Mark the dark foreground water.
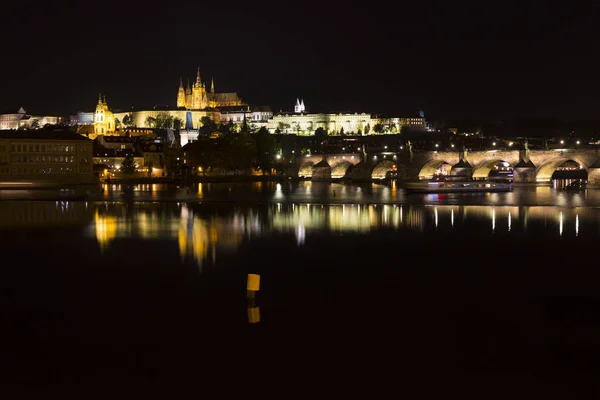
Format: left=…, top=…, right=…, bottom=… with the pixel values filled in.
left=3, top=183, right=600, bottom=397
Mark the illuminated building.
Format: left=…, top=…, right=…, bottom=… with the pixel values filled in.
left=218, top=105, right=273, bottom=127
left=267, top=100, right=425, bottom=135
left=177, top=67, right=245, bottom=110
left=94, top=95, right=115, bottom=136
left=0, top=129, right=94, bottom=183
left=0, top=107, right=62, bottom=130
left=113, top=108, right=220, bottom=130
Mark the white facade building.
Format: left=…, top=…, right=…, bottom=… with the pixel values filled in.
left=0, top=108, right=61, bottom=130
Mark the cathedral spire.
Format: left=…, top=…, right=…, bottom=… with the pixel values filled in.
left=179, top=77, right=183, bottom=88
left=211, top=78, right=215, bottom=94
left=195, top=66, right=201, bottom=87
left=98, top=93, right=102, bottom=104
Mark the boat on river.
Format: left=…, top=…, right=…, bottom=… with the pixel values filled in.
left=403, top=180, right=512, bottom=194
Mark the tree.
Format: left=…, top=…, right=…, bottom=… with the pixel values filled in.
left=400, top=125, right=410, bottom=135
left=365, top=123, right=371, bottom=135
left=277, top=122, right=286, bottom=134
left=357, top=129, right=362, bottom=136
left=200, top=116, right=216, bottom=131
left=155, top=112, right=174, bottom=129
left=339, top=127, right=345, bottom=136
left=254, top=127, right=276, bottom=174
left=173, top=117, right=182, bottom=130
left=121, top=153, right=136, bottom=174
left=123, top=113, right=134, bottom=127
left=373, top=123, right=384, bottom=134
left=30, top=119, right=40, bottom=129
left=145, top=116, right=156, bottom=128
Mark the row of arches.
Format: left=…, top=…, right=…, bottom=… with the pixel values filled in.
left=417, top=158, right=587, bottom=182
left=298, top=158, right=589, bottom=181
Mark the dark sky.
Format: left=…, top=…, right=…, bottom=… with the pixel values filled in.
left=1, top=1, right=599, bottom=120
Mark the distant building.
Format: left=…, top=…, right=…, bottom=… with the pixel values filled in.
left=96, top=135, right=135, bottom=150
left=94, top=95, right=115, bottom=136
left=267, top=101, right=425, bottom=135
left=113, top=108, right=220, bottom=130
left=218, top=105, right=273, bottom=128
left=177, top=67, right=245, bottom=110
left=0, top=129, right=94, bottom=183
left=0, top=107, right=62, bottom=130
left=294, top=98, right=306, bottom=113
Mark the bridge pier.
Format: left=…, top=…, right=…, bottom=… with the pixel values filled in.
left=587, top=166, right=600, bottom=184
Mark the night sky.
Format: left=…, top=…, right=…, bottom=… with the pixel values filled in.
left=1, top=1, right=599, bottom=120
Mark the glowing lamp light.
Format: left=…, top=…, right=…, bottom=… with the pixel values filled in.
left=492, top=142, right=496, bottom=146
left=384, top=145, right=388, bottom=149
left=577, top=140, right=581, bottom=145
left=400, top=146, right=404, bottom=149
left=451, top=144, right=455, bottom=148
left=276, top=154, right=281, bottom=159
left=435, top=144, right=439, bottom=148
left=560, top=140, right=565, bottom=144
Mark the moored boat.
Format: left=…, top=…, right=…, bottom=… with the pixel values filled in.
left=403, top=180, right=512, bottom=194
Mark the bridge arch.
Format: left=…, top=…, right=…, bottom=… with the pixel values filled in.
left=371, top=160, right=397, bottom=180
left=331, top=161, right=353, bottom=179
left=472, top=159, right=513, bottom=180
left=418, top=159, right=453, bottom=180
left=536, top=158, right=588, bottom=182
left=298, top=161, right=314, bottom=178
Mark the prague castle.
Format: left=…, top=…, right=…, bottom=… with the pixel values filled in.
left=177, top=67, right=245, bottom=110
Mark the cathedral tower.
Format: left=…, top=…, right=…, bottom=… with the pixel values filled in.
left=177, top=77, right=186, bottom=108
left=192, top=66, right=207, bottom=109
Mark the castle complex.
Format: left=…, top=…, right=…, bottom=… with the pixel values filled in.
left=176, top=67, right=244, bottom=110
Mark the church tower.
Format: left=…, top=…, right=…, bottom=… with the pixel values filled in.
left=94, top=94, right=115, bottom=135
left=177, top=77, right=186, bottom=108
left=192, top=66, right=207, bottom=109
left=211, top=78, right=215, bottom=94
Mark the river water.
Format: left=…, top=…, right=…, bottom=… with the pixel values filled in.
left=2, top=181, right=600, bottom=397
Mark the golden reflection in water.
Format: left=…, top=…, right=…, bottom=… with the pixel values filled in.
left=95, top=209, right=117, bottom=251
left=576, top=214, right=579, bottom=236
left=198, top=183, right=203, bottom=198
left=178, top=216, right=210, bottom=270
left=559, top=211, right=563, bottom=237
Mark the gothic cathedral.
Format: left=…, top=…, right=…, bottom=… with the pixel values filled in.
left=177, top=67, right=245, bottom=110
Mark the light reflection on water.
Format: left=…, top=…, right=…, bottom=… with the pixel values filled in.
left=0, top=201, right=595, bottom=272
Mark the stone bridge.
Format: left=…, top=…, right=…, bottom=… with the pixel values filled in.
left=285, top=153, right=362, bottom=180
left=287, top=147, right=600, bottom=182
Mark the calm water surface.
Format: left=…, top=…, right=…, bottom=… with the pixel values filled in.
left=3, top=182, right=600, bottom=397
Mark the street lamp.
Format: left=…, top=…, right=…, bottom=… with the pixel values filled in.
left=492, top=142, right=496, bottom=146
left=577, top=140, right=581, bottom=145
left=435, top=144, right=439, bottom=148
